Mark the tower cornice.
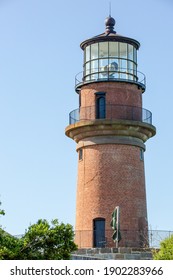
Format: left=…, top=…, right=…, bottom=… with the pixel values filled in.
left=65, top=119, right=156, bottom=143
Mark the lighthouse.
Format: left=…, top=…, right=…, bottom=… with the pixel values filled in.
left=65, top=16, right=156, bottom=248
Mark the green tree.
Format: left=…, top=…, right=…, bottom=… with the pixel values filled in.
left=153, top=235, right=173, bottom=260
left=19, top=219, right=77, bottom=260
left=0, top=229, right=20, bottom=259
left=0, top=201, right=19, bottom=259
left=0, top=218, right=77, bottom=260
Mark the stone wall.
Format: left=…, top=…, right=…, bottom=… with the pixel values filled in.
left=71, top=248, right=153, bottom=260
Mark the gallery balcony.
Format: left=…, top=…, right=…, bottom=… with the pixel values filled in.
left=69, top=104, right=152, bottom=125
left=75, top=67, right=146, bottom=93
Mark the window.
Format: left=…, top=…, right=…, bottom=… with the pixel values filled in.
left=95, top=92, right=106, bottom=119
left=79, top=148, right=83, bottom=161
left=140, top=149, right=144, bottom=161
left=79, top=92, right=81, bottom=108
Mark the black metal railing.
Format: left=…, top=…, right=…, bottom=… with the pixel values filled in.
left=74, top=229, right=173, bottom=249
left=75, top=68, right=146, bottom=92
left=69, top=104, right=152, bottom=125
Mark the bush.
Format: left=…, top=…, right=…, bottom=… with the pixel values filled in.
left=153, top=235, right=173, bottom=260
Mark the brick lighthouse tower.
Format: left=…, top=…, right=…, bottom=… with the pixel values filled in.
left=65, top=16, right=156, bottom=248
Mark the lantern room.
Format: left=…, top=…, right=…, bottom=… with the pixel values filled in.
left=75, top=16, right=145, bottom=93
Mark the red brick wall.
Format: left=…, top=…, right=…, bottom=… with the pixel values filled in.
left=75, top=143, right=148, bottom=248
left=74, top=81, right=148, bottom=248
left=80, top=82, right=142, bottom=108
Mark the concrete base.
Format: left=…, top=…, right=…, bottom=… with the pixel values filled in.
left=71, top=247, right=153, bottom=260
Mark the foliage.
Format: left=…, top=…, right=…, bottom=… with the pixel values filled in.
left=0, top=219, right=77, bottom=260
left=0, top=229, right=21, bottom=259
left=0, top=201, right=5, bottom=217
left=153, top=235, right=173, bottom=260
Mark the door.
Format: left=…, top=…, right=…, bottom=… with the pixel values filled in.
left=93, top=218, right=106, bottom=247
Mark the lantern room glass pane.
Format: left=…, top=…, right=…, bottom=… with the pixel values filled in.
left=133, top=64, right=137, bottom=80
left=133, top=48, right=137, bottom=63
left=119, top=59, right=128, bottom=79
left=91, top=60, right=98, bottom=73
left=85, top=62, right=90, bottom=75
left=85, top=45, right=90, bottom=62
left=127, top=61, right=134, bottom=80
left=109, top=42, right=119, bottom=57
left=109, top=58, right=119, bottom=66
left=99, top=58, right=109, bottom=78
left=84, top=62, right=90, bottom=81
left=120, top=59, right=127, bottom=70
left=109, top=58, right=119, bottom=78
left=91, top=43, right=98, bottom=60
left=99, top=42, right=108, bottom=58
left=91, top=73, right=98, bottom=80
left=119, top=43, right=127, bottom=59
left=128, top=44, right=133, bottom=61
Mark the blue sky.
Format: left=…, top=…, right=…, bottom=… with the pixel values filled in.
left=0, top=0, right=172, bottom=235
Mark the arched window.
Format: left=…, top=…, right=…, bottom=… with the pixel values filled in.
left=93, top=218, right=106, bottom=247
left=96, top=94, right=106, bottom=119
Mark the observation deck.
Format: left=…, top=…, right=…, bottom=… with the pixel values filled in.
left=66, top=104, right=156, bottom=144
left=69, top=104, right=151, bottom=125
left=75, top=68, right=146, bottom=93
